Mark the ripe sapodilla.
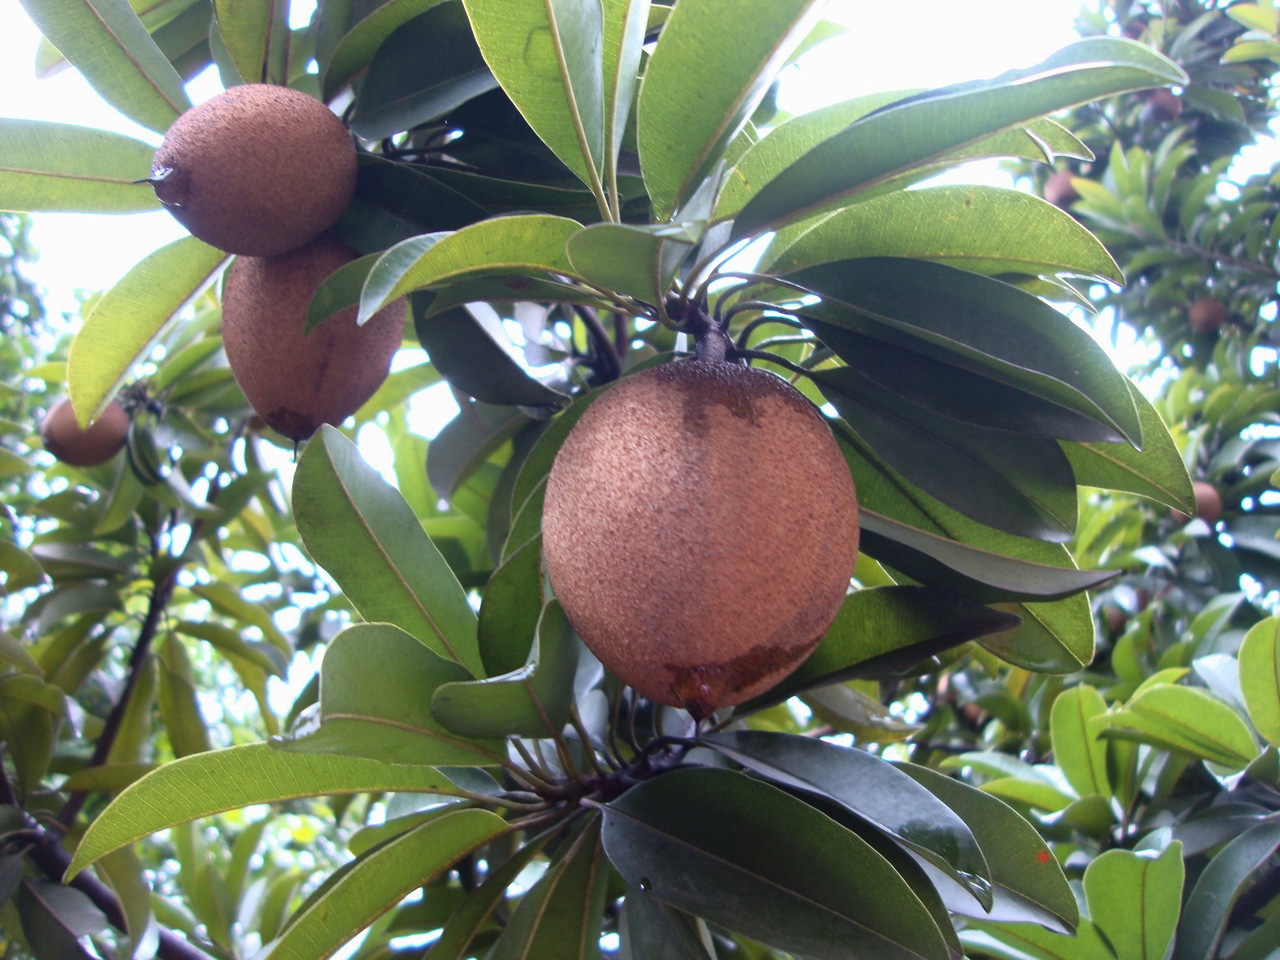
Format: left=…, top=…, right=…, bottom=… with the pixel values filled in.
left=41, top=398, right=128, bottom=467
left=542, top=359, right=859, bottom=718
left=220, top=233, right=405, bottom=441
left=150, top=84, right=357, bottom=256
left=1188, top=296, right=1226, bottom=335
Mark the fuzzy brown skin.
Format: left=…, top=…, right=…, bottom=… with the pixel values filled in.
left=1193, top=481, right=1223, bottom=524
left=152, top=84, right=356, bottom=256
left=542, top=360, right=859, bottom=717
left=1188, top=296, right=1226, bottom=335
left=1043, top=170, right=1079, bottom=209
left=221, top=234, right=405, bottom=441
left=42, top=399, right=128, bottom=467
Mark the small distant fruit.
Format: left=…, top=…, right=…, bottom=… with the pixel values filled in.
left=150, top=84, right=357, bottom=256
left=221, top=234, right=405, bottom=441
left=1044, top=170, right=1079, bottom=208
left=1146, top=88, right=1183, bottom=121
left=41, top=399, right=129, bottom=467
left=542, top=359, right=859, bottom=718
left=1188, top=296, right=1226, bottom=335
left=1193, top=481, right=1222, bottom=524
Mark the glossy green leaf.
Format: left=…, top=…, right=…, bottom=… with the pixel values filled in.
left=461, top=0, right=605, bottom=190
left=981, top=594, right=1095, bottom=673
left=489, top=819, right=608, bottom=960
left=432, top=601, right=579, bottom=739
left=637, top=0, right=820, bottom=220
left=213, top=0, right=287, bottom=85
left=601, top=0, right=648, bottom=173
left=766, top=186, right=1121, bottom=283
left=299, top=622, right=505, bottom=766
left=1086, top=845, right=1183, bottom=960
left=758, top=585, right=1020, bottom=705
left=349, top=3, right=496, bottom=141
left=293, top=426, right=484, bottom=676
left=893, top=762, right=1078, bottom=932
left=411, top=299, right=567, bottom=407
left=303, top=252, right=378, bottom=334
left=601, top=767, right=951, bottom=960
left=703, top=730, right=991, bottom=904
left=1062, top=380, right=1194, bottom=513
left=732, top=37, right=1185, bottom=238
left=19, top=0, right=190, bottom=133
left=477, top=535, right=544, bottom=676
left=359, top=215, right=582, bottom=322
left=322, top=0, right=448, bottom=97
left=67, top=237, right=226, bottom=425
left=262, top=808, right=507, bottom=960
left=1239, top=615, right=1280, bottom=747
left=0, top=121, right=159, bottom=214
left=566, top=221, right=693, bottom=305
left=621, top=888, right=715, bottom=960
left=339, top=154, right=490, bottom=251
left=1049, top=685, right=1110, bottom=799
left=1173, top=821, right=1280, bottom=960
left=1108, top=684, right=1257, bottom=770
left=67, top=743, right=465, bottom=875
left=791, top=259, right=1142, bottom=447
left=859, top=510, right=1113, bottom=603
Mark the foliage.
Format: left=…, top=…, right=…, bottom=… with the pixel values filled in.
left=0, top=0, right=1275, bottom=959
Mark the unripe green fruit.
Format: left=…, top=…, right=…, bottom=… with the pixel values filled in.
left=221, top=234, right=405, bottom=441
left=151, top=84, right=357, bottom=256
left=542, top=360, right=859, bottom=718
left=41, top=398, right=128, bottom=467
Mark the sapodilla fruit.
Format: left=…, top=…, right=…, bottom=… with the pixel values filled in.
left=41, top=398, right=128, bottom=467
left=221, top=234, right=404, bottom=441
left=1044, top=170, right=1079, bottom=208
left=542, top=360, right=859, bottom=718
left=1193, top=481, right=1223, bottom=524
left=1189, top=296, right=1226, bottom=335
left=151, top=84, right=357, bottom=256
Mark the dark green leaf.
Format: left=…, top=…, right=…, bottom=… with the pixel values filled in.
left=477, top=535, right=544, bottom=676
left=322, top=0, right=450, bottom=97
left=601, top=767, right=951, bottom=960
left=1173, top=821, right=1280, bottom=960
left=294, top=426, right=484, bottom=676
left=427, top=400, right=528, bottom=501
left=17, top=880, right=106, bottom=960
left=338, top=155, right=490, bottom=252
left=621, top=886, right=715, bottom=960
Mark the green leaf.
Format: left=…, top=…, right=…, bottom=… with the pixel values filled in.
left=427, top=399, right=527, bottom=501
left=461, top=0, right=605, bottom=191
left=637, top=0, right=821, bottom=220
left=859, top=510, right=1114, bottom=603
left=893, top=762, right=1078, bottom=932
left=757, top=585, right=1019, bottom=705
left=322, top=0, right=450, bottom=99
left=349, top=3, right=497, bottom=141
left=0, top=121, right=159, bottom=214
left=703, top=730, right=990, bottom=904
left=566, top=221, right=693, bottom=305
left=293, top=426, right=484, bottom=676
left=19, top=0, right=190, bottom=133
left=601, top=0, right=648, bottom=173
left=1049, top=685, right=1111, bottom=799
left=188, top=582, right=291, bottom=656
left=488, top=819, right=608, bottom=960
left=1238, top=615, right=1280, bottom=747
left=477, top=535, right=544, bottom=676
left=359, top=215, right=582, bottom=323
left=621, top=887, right=715, bottom=960
left=262, top=809, right=508, bottom=960
left=299, top=623, right=505, bottom=766
left=304, top=252, right=378, bottom=334
left=1085, top=845, right=1183, bottom=960
left=1173, top=822, right=1280, bottom=960
left=67, top=743, right=464, bottom=876
left=601, top=767, right=952, bottom=960
left=411, top=299, right=567, bottom=407
left=431, top=601, right=580, bottom=739
left=981, top=594, right=1095, bottom=673
left=1062, top=380, right=1194, bottom=512
left=766, top=186, right=1122, bottom=283
left=213, top=0, right=287, bottom=85
left=1108, top=685, right=1258, bottom=770
left=67, top=237, right=226, bottom=425
left=96, top=848, right=153, bottom=960
left=156, top=635, right=213, bottom=758
left=790, top=259, right=1142, bottom=447
left=16, top=880, right=106, bottom=960
left=732, top=37, right=1186, bottom=238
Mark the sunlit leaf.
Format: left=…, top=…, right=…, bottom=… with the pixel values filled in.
left=0, top=121, right=159, bottom=214
left=1239, top=615, right=1280, bottom=747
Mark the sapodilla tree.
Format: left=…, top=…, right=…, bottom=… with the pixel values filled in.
left=149, top=85, right=357, bottom=256
left=221, top=234, right=405, bottom=441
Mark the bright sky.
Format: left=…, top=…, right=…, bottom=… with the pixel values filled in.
left=0, top=0, right=1084, bottom=319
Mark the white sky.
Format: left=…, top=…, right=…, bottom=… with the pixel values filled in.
left=0, top=0, right=1084, bottom=319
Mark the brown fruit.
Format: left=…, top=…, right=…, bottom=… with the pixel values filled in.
left=1146, top=88, right=1183, bottom=121
left=1193, top=481, right=1222, bottom=524
left=1044, top=170, right=1079, bottom=208
left=41, top=398, right=128, bottom=467
left=542, top=360, right=859, bottom=718
left=221, top=234, right=405, bottom=441
left=1188, top=296, right=1226, bottom=335
left=151, top=84, right=357, bottom=256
